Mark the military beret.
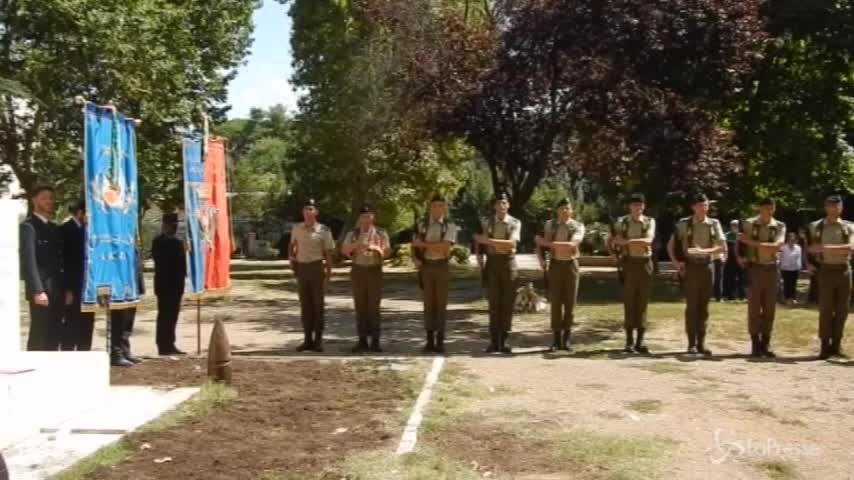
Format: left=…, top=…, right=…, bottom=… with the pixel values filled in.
left=758, top=197, right=776, bottom=206
left=431, top=194, right=446, bottom=203
left=359, top=204, right=374, bottom=214
left=556, top=198, right=571, bottom=208
left=627, top=193, right=646, bottom=204
left=690, top=192, right=709, bottom=205
left=494, top=192, right=510, bottom=202
left=304, top=198, right=317, bottom=208
left=162, top=213, right=179, bottom=224
left=825, top=194, right=843, bottom=204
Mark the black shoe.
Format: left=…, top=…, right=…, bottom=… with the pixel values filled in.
left=500, top=332, right=512, bottom=354
left=819, top=339, right=831, bottom=360
left=111, top=356, right=134, bottom=367
left=125, top=354, right=144, bottom=364
left=687, top=345, right=698, bottom=354
left=830, top=337, right=841, bottom=356
left=158, top=347, right=185, bottom=356
left=435, top=332, right=446, bottom=354
left=697, top=336, right=712, bottom=356
left=171, top=348, right=187, bottom=356
left=750, top=335, right=761, bottom=358
left=296, top=332, right=314, bottom=352
left=551, top=331, right=562, bottom=352
left=352, top=336, right=369, bottom=354
left=423, top=331, right=436, bottom=353
left=624, top=328, right=635, bottom=353
left=761, top=335, right=775, bottom=358
left=634, top=328, right=649, bottom=354
left=561, top=329, right=571, bottom=351
left=312, top=332, right=324, bottom=353
left=369, top=335, right=383, bottom=353
left=687, top=335, right=697, bottom=354
left=486, top=332, right=498, bottom=353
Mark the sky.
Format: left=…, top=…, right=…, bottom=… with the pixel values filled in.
left=226, top=1, right=298, bottom=119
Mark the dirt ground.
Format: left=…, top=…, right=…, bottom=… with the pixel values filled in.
left=92, top=357, right=422, bottom=480
left=36, top=259, right=854, bottom=479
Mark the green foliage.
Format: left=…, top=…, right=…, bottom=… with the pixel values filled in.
left=450, top=244, right=470, bottom=265
left=0, top=0, right=259, bottom=207
left=285, top=0, right=474, bottom=232
left=581, top=222, right=611, bottom=256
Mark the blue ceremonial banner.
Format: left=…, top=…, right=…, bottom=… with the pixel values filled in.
left=183, top=134, right=206, bottom=299
left=82, top=103, right=140, bottom=310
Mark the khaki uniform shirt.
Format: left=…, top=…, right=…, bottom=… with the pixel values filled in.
left=480, top=215, right=521, bottom=256
left=418, top=218, right=459, bottom=260
left=675, top=216, right=725, bottom=262
left=290, top=222, right=335, bottom=263
left=343, top=226, right=390, bottom=267
left=612, top=215, right=655, bottom=258
left=544, top=218, right=585, bottom=261
left=740, top=217, right=785, bottom=266
left=808, top=219, right=854, bottom=265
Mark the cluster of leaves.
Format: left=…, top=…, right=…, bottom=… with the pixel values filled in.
left=389, top=0, right=766, bottom=211
left=0, top=0, right=259, bottom=209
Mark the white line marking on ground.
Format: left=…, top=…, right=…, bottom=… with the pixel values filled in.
left=395, top=356, right=445, bottom=455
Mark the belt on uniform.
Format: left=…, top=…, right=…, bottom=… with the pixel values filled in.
left=295, top=260, right=323, bottom=266
left=551, top=258, right=578, bottom=263
left=486, top=254, right=513, bottom=261
left=352, top=263, right=382, bottom=269
left=685, top=257, right=712, bottom=265
left=623, top=256, right=651, bottom=263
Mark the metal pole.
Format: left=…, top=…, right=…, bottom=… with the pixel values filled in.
left=196, top=299, right=202, bottom=356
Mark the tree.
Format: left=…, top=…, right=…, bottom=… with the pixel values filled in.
left=0, top=0, right=259, bottom=207
left=398, top=0, right=765, bottom=211
left=730, top=0, right=854, bottom=210
left=284, top=0, right=473, bottom=232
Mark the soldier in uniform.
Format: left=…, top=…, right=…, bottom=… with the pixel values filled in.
left=806, top=195, right=854, bottom=359
left=289, top=199, right=335, bottom=352
left=474, top=192, right=521, bottom=354
left=20, top=185, right=63, bottom=351
left=110, top=243, right=145, bottom=366
left=411, top=195, right=458, bottom=353
left=59, top=200, right=95, bottom=351
left=737, top=198, right=785, bottom=358
left=610, top=193, right=656, bottom=354
left=535, top=198, right=584, bottom=351
left=152, top=213, right=187, bottom=356
left=667, top=193, right=726, bottom=355
left=341, top=205, right=390, bottom=353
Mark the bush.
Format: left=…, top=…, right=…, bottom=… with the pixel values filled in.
left=392, top=243, right=414, bottom=267
left=450, top=244, right=471, bottom=265
left=581, top=222, right=611, bottom=255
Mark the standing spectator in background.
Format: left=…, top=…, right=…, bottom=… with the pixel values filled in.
left=724, top=219, right=746, bottom=301
left=780, top=232, right=803, bottom=305
left=59, top=200, right=94, bottom=351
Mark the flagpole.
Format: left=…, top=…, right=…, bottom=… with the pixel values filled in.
left=196, top=298, right=202, bottom=356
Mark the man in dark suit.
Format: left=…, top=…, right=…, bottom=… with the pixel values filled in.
left=58, top=200, right=95, bottom=351
left=152, top=213, right=186, bottom=355
left=20, top=185, right=63, bottom=351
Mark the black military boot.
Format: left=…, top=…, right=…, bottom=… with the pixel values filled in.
left=819, top=338, right=831, bottom=360
left=750, top=335, right=761, bottom=358
left=624, top=329, right=635, bottom=354
left=697, top=334, right=712, bottom=356
left=551, top=331, right=562, bottom=352
left=435, top=332, right=446, bottom=354
left=486, top=331, right=498, bottom=353
left=352, top=336, right=369, bottom=354
left=296, top=331, right=314, bottom=352
left=423, top=331, right=436, bottom=353
left=761, top=334, right=776, bottom=358
left=312, top=331, right=324, bottom=353
left=561, top=329, right=572, bottom=351
left=830, top=337, right=844, bottom=357
left=634, top=328, right=649, bottom=354
left=369, top=334, right=383, bottom=353
left=500, top=332, right=513, bottom=354
left=687, top=335, right=698, bottom=354
left=110, top=350, right=133, bottom=367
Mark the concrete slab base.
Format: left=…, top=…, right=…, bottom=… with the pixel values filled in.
left=3, top=385, right=198, bottom=480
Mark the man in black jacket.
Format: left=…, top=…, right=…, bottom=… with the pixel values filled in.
left=59, top=200, right=95, bottom=351
left=20, top=185, right=63, bottom=351
left=152, top=213, right=187, bottom=355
